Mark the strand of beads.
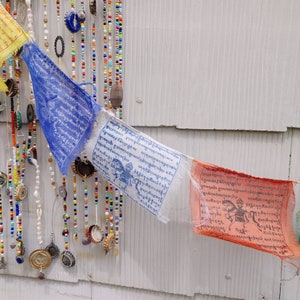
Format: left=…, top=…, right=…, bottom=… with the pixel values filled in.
left=27, top=147, right=43, bottom=248
left=104, top=182, right=109, bottom=236
left=56, top=0, right=60, bottom=21
left=91, top=22, right=97, bottom=100
left=60, top=176, right=75, bottom=268
left=102, top=0, right=109, bottom=108
left=73, top=173, right=78, bottom=242
left=107, top=0, right=113, bottom=108
left=94, top=175, right=99, bottom=225
left=7, top=159, right=15, bottom=249
left=113, top=187, right=120, bottom=256
left=43, top=0, right=49, bottom=53
left=82, top=179, right=90, bottom=245
left=0, top=191, right=6, bottom=269
left=79, top=0, right=86, bottom=83
left=61, top=176, right=69, bottom=249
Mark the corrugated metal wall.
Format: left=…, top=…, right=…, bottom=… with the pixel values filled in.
left=1, top=0, right=300, bottom=299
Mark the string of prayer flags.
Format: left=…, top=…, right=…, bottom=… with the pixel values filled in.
left=0, top=3, right=28, bottom=91
left=190, top=160, right=300, bottom=260
left=84, top=110, right=190, bottom=223
left=21, top=42, right=102, bottom=175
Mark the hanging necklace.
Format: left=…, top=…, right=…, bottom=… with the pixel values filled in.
left=79, top=0, right=86, bottom=83
left=60, top=176, right=76, bottom=268
left=45, top=145, right=60, bottom=259
left=91, top=16, right=97, bottom=100
left=72, top=173, right=78, bottom=242
left=0, top=172, right=7, bottom=269
left=28, top=147, right=52, bottom=279
left=89, top=174, right=104, bottom=244
left=43, top=0, right=49, bottom=53
left=82, top=178, right=91, bottom=245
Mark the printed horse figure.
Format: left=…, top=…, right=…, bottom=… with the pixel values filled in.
left=222, top=199, right=261, bottom=233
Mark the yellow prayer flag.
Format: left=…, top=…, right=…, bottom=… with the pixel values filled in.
left=0, top=3, right=28, bottom=91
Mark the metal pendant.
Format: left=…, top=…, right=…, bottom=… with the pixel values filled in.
left=61, top=250, right=76, bottom=268
left=45, top=241, right=60, bottom=259
left=29, top=249, right=52, bottom=270
left=89, top=224, right=104, bottom=244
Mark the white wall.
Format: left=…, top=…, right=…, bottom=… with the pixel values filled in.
left=0, top=0, right=300, bottom=299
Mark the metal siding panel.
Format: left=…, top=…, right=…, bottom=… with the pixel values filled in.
left=124, top=0, right=300, bottom=131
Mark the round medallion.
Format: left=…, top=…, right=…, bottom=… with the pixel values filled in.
left=0, top=172, right=7, bottom=188
left=29, top=249, right=52, bottom=270
left=5, top=78, right=18, bottom=97
left=14, top=183, right=28, bottom=201
left=45, top=242, right=60, bottom=259
left=58, top=185, right=67, bottom=198
left=61, top=250, right=76, bottom=268
left=103, top=233, right=116, bottom=254
left=65, top=11, right=81, bottom=33
left=89, top=225, right=104, bottom=244
left=26, top=104, right=35, bottom=123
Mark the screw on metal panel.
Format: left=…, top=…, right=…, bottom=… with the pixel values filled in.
left=225, top=273, right=232, bottom=280
left=136, top=97, right=142, bottom=104
left=258, top=295, right=266, bottom=300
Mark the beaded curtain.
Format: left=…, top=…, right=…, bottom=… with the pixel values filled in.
left=0, top=0, right=125, bottom=280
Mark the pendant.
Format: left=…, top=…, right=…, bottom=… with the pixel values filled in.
left=103, top=233, right=116, bottom=255
left=82, top=236, right=91, bottom=246
left=29, top=249, right=52, bottom=279
left=0, top=257, right=6, bottom=269
left=0, top=172, right=7, bottom=188
left=61, top=250, right=76, bottom=268
left=58, top=185, right=67, bottom=198
left=14, top=183, right=28, bottom=201
left=110, top=83, right=123, bottom=109
left=5, top=78, right=18, bottom=97
left=89, top=225, right=104, bottom=244
left=45, top=241, right=60, bottom=259
left=89, top=0, right=96, bottom=15
left=73, top=157, right=95, bottom=178
left=26, top=104, right=35, bottom=123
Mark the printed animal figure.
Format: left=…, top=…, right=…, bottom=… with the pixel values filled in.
left=111, top=158, right=141, bottom=197
left=222, top=199, right=261, bottom=234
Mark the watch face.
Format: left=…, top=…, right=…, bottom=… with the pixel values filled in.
left=61, top=250, right=76, bottom=268
left=29, top=249, right=52, bottom=270
left=89, top=225, right=104, bottom=244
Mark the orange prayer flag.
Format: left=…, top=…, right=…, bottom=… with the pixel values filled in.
left=190, top=160, right=300, bottom=260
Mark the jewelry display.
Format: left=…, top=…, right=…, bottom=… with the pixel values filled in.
left=0, top=0, right=127, bottom=274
